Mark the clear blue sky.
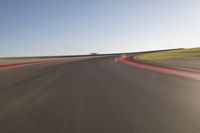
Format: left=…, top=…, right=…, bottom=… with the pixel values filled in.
left=0, top=0, right=200, bottom=57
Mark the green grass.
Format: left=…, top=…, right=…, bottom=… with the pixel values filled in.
left=137, top=48, right=200, bottom=61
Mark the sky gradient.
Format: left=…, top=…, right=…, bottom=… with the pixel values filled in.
left=0, top=0, right=200, bottom=57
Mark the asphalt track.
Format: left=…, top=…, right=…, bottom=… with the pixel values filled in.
left=1, top=56, right=200, bottom=133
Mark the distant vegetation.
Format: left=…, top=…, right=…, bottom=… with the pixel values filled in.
left=90, top=53, right=98, bottom=55
left=136, top=47, right=200, bottom=61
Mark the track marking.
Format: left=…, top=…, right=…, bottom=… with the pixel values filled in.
left=0, top=59, right=65, bottom=69
left=118, top=56, right=200, bottom=80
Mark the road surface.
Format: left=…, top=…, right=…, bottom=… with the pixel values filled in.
left=148, top=56, right=200, bottom=72
left=0, top=56, right=200, bottom=133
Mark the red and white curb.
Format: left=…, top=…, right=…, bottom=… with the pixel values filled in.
left=0, top=59, right=66, bottom=69
left=118, top=55, right=200, bottom=80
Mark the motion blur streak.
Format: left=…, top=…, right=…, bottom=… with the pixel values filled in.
left=119, top=56, right=200, bottom=80
left=0, top=56, right=200, bottom=133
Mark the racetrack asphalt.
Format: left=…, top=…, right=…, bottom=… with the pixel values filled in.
left=1, top=56, right=200, bottom=133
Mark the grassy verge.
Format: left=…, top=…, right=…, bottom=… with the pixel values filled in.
left=136, top=48, right=200, bottom=61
